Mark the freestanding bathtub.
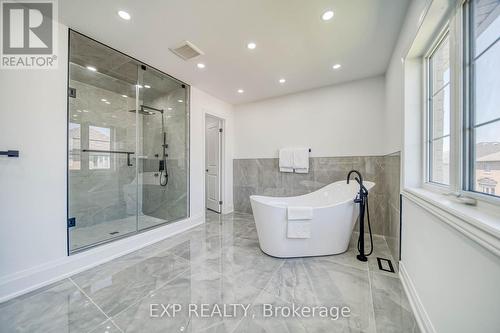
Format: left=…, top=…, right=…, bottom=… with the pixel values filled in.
left=250, top=180, right=375, bottom=258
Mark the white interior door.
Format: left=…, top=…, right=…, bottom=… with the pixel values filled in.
left=205, top=116, right=222, bottom=213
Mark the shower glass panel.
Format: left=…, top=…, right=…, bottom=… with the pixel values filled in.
left=67, top=31, right=189, bottom=253
left=137, top=67, right=189, bottom=230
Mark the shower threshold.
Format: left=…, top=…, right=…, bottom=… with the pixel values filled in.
left=69, top=214, right=165, bottom=252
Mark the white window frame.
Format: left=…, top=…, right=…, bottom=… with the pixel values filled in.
left=422, top=0, right=500, bottom=206
left=461, top=0, right=500, bottom=205
left=424, top=26, right=452, bottom=191
left=88, top=124, right=113, bottom=171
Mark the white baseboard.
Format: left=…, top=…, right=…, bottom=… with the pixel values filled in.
left=223, top=205, right=234, bottom=214
left=399, top=261, right=436, bottom=333
left=0, top=214, right=204, bottom=303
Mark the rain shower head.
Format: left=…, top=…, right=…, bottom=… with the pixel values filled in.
left=128, top=105, right=164, bottom=115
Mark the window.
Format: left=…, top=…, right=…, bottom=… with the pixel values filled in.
left=427, top=32, right=451, bottom=185
left=88, top=126, right=111, bottom=170
left=422, top=0, right=500, bottom=203
left=69, top=122, right=81, bottom=170
left=466, top=0, right=500, bottom=199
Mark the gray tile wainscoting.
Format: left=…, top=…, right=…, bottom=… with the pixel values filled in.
left=233, top=153, right=401, bottom=263
left=382, top=152, right=401, bottom=266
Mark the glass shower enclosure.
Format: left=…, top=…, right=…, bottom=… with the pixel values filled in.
left=67, top=30, right=189, bottom=253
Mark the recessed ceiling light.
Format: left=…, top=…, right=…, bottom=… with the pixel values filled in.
left=101, top=98, right=107, bottom=102
left=76, top=109, right=82, bottom=113
left=121, top=94, right=127, bottom=98
left=321, top=10, right=334, bottom=21
left=144, top=84, right=151, bottom=89
left=136, top=84, right=143, bottom=89
left=197, top=63, right=206, bottom=69
left=237, top=89, right=244, bottom=93
left=178, top=99, right=183, bottom=103
left=72, top=114, right=78, bottom=117
left=168, top=107, right=173, bottom=111
left=279, top=78, right=286, bottom=84
left=105, top=101, right=111, bottom=104
left=247, top=42, right=256, bottom=50
left=332, top=64, right=341, bottom=70
left=83, top=109, right=89, bottom=113
left=86, top=66, right=97, bottom=72
left=118, top=10, right=131, bottom=20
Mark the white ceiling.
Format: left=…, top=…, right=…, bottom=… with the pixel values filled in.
left=59, top=0, right=410, bottom=105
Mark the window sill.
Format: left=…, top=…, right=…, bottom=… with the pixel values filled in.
left=402, top=187, right=500, bottom=257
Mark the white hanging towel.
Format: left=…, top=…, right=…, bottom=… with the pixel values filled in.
left=279, top=148, right=294, bottom=173
left=287, top=206, right=313, bottom=238
left=293, top=148, right=309, bottom=173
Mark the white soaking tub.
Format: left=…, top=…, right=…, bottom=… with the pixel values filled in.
left=250, top=180, right=375, bottom=258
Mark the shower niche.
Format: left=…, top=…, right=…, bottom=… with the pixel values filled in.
left=67, top=30, right=189, bottom=253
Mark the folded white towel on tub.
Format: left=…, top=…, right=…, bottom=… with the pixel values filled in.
left=287, top=206, right=313, bottom=220
left=287, top=206, right=313, bottom=239
left=287, top=221, right=311, bottom=238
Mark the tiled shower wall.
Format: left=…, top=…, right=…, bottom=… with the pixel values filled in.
left=141, top=87, right=188, bottom=222
left=233, top=153, right=401, bottom=261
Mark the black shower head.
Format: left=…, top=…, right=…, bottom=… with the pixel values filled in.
left=128, top=105, right=164, bottom=115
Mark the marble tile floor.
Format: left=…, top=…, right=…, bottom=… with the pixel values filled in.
left=0, top=211, right=419, bottom=333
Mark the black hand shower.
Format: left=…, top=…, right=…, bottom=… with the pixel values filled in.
left=158, top=109, right=168, bottom=187
left=159, top=130, right=168, bottom=187
left=347, top=170, right=373, bottom=262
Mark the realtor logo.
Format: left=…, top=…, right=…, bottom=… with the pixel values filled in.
left=1, top=0, right=58, bottom=69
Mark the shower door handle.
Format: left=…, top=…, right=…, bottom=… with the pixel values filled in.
left=81, top=149, right=135, bottom=166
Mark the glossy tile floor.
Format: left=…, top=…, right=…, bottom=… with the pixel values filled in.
left=0, top=211, right=419, bottom=333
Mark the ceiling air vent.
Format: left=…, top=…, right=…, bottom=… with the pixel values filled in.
left=169, top=41, right=204, bottom=60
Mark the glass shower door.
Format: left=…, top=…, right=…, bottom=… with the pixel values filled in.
left=67, top=30, right=190, bottom=253
left=68, top=31, right=140, bottom=252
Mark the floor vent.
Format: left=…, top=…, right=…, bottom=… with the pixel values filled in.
left=109, top=231, right=119, bottom=235
left=169, top=41, right=204, bottom=60
left=377, top=257, right=395, bottom=273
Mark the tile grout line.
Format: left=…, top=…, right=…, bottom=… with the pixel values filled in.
left=367, top=259, right=378, bottom=333
left=323, top=253, right=370, bottom=272
left=300, top=259, right=323, bottom=306
left=68, top=277, right=124, bottom=333
left=229, top=259, right=286, bottom=333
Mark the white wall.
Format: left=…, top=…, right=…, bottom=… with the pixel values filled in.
left=190, top=87, right=234, bottom=214
left=0, top=25, right=233, bottom=301
left=401, top=198, right=500, bottom=333
left=392, top=1, right=500, bottom=332
left=233, top=76, right=386, bottom=159
left=384, top=0, right=430, bottom=154
left=0, top=24, right=69, bottom=283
